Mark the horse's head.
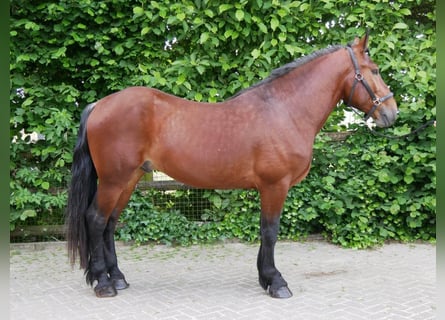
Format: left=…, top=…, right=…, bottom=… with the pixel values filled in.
left=343, top=33, right=398, bottom=128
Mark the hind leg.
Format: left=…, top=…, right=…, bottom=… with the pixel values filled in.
left=86, top=181, right=133, bottom=297
left=84, top=193, right=118, bottom=297
left=103, top=172, right=144, bottom=291
left=103, top=213, right=129, bottom=291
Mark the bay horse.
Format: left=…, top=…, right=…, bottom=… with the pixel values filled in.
left=66, top=34, right=397, bottom=299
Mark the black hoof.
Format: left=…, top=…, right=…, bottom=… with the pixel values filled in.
left=269, top=286, right=293, bottom=299
left=112, top=278, right=130, bottom=290
left=94, top=285, right=117, bottom=298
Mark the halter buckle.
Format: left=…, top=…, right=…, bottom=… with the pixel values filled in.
left=372, top=98, right=382, bottom=106
left=355, top=73, right=364, bottom=81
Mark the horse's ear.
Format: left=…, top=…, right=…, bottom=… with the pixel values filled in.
left=361, top=30, right=370, bottom=50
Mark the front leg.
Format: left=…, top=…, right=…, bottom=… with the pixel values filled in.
left=257, top=184, right=293, bottom=298
left=257, top=216, right=293, bottom=298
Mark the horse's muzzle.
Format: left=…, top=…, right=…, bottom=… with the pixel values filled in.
left=375, top=104, right=398, bottom=128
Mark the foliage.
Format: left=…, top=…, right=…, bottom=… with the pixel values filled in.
left=10, top=0, right=435, bottom=247
left=117, top=189, right=261, bottom=245
left=306, top=130, right=436, bottom=248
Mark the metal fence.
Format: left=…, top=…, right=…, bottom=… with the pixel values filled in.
left=10, top=171, right=207, bottom=243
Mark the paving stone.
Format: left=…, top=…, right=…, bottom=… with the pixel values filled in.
left=10, top=240, right=435, bottom=319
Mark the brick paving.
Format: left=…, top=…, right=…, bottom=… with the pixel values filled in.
left=10, top=239, right=435, bottom=319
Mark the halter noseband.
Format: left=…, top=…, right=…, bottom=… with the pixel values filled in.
left=345, top=45, right=394, bottom=121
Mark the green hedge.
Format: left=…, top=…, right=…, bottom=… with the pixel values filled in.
left=10, top=0, right=435, bottom=247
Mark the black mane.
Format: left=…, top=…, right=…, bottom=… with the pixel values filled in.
left=231, top=44, right=345, bottom=98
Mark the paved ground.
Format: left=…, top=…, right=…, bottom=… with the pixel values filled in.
left=10, top=239, right=435, bottom=320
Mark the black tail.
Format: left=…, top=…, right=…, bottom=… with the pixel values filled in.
left=66, top=103, right=97, bottom=270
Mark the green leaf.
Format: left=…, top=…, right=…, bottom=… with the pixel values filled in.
left=209, top=88, right=218, bottom=97
left=22, top=98, right=34, bottom=107
left=258, top=22, right=268, bottom=33
left=194, top=92, right=203, bottom=101
left=235, top=10, right=245, bottom=21
left=24, top=21, right=40, bottom=31
left=196, top=65, right=205, bottom=75
left=219, top=4, right=233, bottom=13
left=359, top=216, right=368, bottom=224
left=141, top=27, right=150, bottom=36
left=200, top=32, right=209, bottom=44
left=399, top=8, right=411, bottom=16
left=133, top=7, right=144, bottom=16
left=251, top=48, right=261, bottom=59
left=210, top=195, right=222, bottom=209
left=393, top=22, right=408, bottom=30
left=323, top=176, right=335, bottom=185
left=114, top=45, right=124, bottom=55
left=270, top=17, right=279, bottom=31
left=177, top=12, right=186, bottom=21
left=346, top=15, right=359, bottom=22
left=284, top=44, right=295, bottom=55
left=379, top=228, right=388, bottom=237
left=90, top=59, right=99, bottom=67
left=51, top=47, right=66, bottom=59
left=204, top=9, right=214, bottom=18
left=404, top=175, right=414, bottom=184
left=278, top=33, right=287, bottom=42
left=390, top=203, right=400, bottom=215
left=300, top=3, right=310, bottom=11
left=377, top=171, right=390, bottom=183
left=21, top=209, right=37, bottom=221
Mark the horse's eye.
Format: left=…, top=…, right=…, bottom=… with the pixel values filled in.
left=372, top=69, right=379, bottom=75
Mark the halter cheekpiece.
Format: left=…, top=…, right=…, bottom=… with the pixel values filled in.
left=345, top=45, right=394, bottom=121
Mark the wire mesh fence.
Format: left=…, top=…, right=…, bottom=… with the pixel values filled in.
left=10, top=171, right=209, bottom=243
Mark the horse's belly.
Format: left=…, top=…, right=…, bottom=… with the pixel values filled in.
left=149, top=155, right=255, bottom=189
left=157, top=167, right=255, bottom=189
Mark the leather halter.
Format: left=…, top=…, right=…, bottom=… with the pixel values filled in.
left=345, top=45, right=394, bottom=121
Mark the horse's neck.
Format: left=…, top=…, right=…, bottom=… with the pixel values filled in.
left=271, top=49, right=349, bottom=135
